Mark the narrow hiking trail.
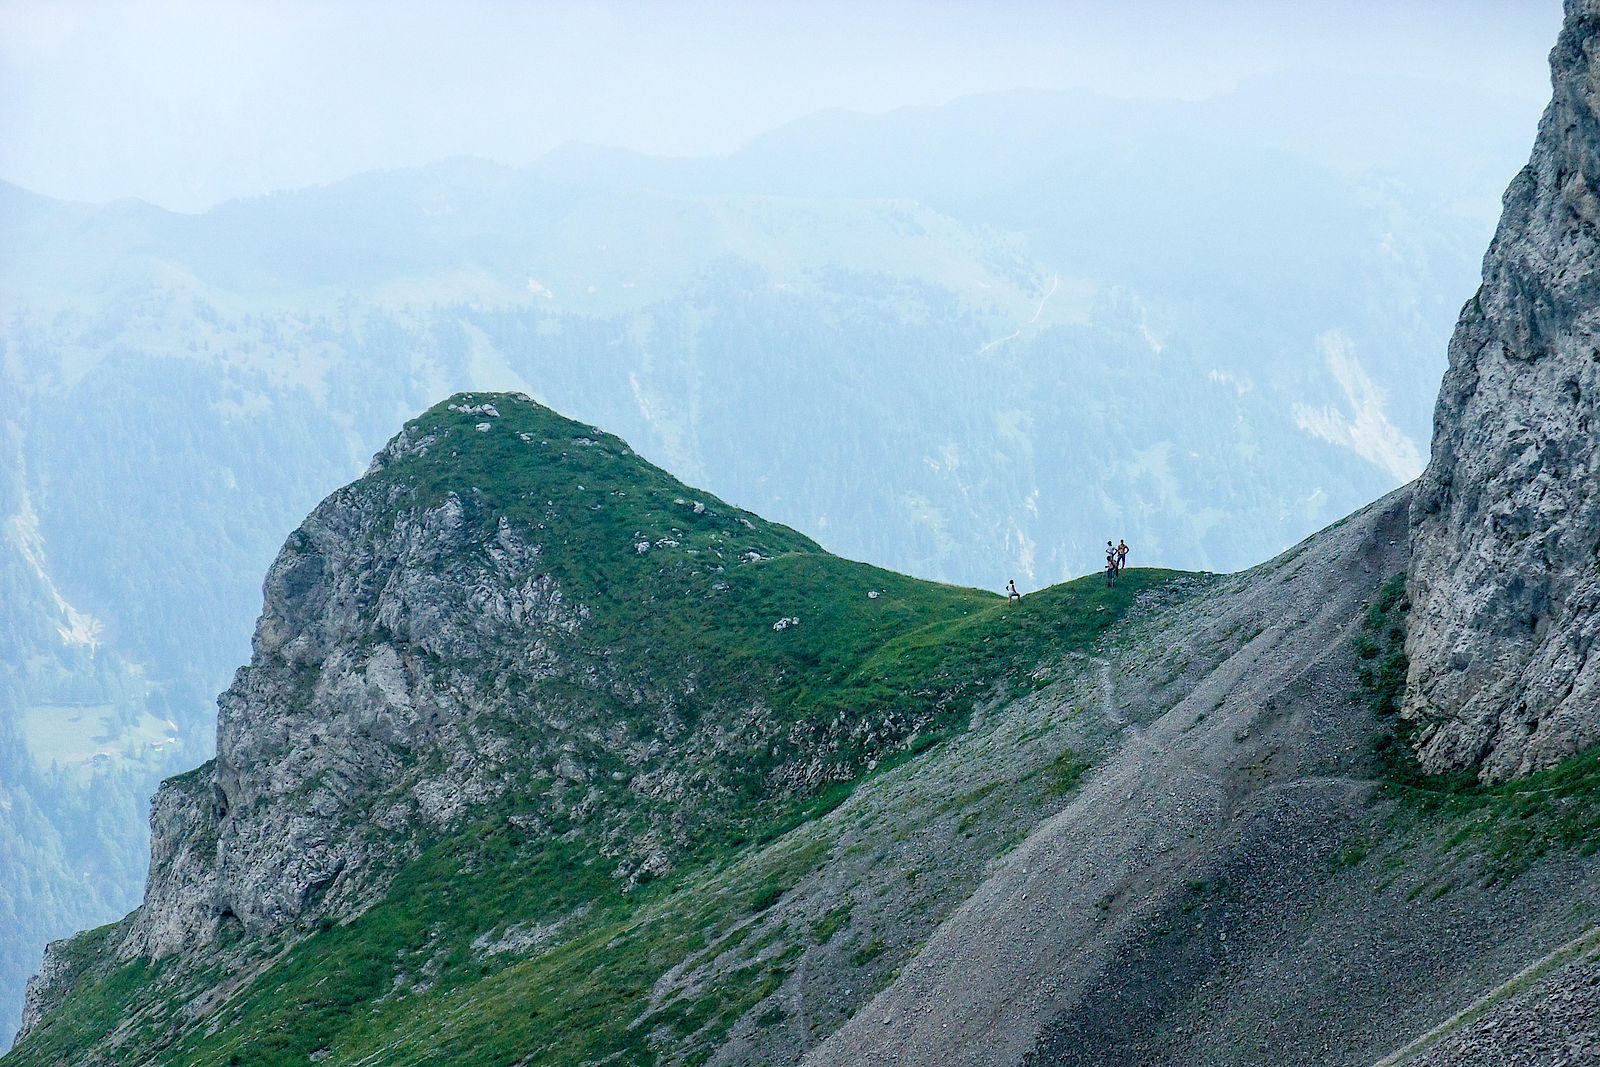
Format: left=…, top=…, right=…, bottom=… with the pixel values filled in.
left=977, top=275, right=1059, bottom=354
left=1373, top=923, right=1600, bottom=1067
left=1093, top=657, right=1124, bottom=727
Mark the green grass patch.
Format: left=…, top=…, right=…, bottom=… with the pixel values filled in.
left=125, top=824, right=829, bottom=1067
left=750, top=882, right=788, bottom=913
left=850, top=937, right=887, bottom=967
left=1356, top=574, right=1410, bottom=720
left=1043, top=750, right=1091, bottom=797
left=810, top=904, right=852, bottom=944
left=1, top=926, right=163, bottom=1062
left=351, top=395, right=1196, bottom=883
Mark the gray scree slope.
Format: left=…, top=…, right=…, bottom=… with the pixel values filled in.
left=800, top=7, right=1600, bottom=1063
left=1407, top=0, right=1600, bottom=781
left=800, top=492, right=1597, bottom=1067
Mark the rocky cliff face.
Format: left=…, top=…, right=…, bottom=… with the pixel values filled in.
left=1406, top=0, right=1600, bottom=781
left=116, top=395, right=784, bottom=962
left=121, top=493, right=578, bottom=959
left=118, top=421, right=579, bottom=960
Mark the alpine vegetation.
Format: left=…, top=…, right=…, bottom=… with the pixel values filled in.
left=8, top=5, right=1600, bottom=1066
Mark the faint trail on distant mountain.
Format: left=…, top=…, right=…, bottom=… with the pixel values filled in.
left=976, top=330, right=1020, bottom=354
left=1028, top=274, right=1059, bottom=324
left=976, top=275, right=1059, bottom=354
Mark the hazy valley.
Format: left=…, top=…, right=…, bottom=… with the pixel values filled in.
left=3, top=30, right=1595, bottom=1065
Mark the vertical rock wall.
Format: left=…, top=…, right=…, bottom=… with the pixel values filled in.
left=1407, top=1, right=1600, bottom=780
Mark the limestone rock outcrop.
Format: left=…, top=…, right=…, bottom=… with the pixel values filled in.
left=1406, top=0, right=1600, bottom=780
left=84, top=391, right=867, bottom=978
left=119, top=473, right=581, bottom=960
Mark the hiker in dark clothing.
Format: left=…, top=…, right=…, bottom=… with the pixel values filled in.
left=1105, top=556, right=1118, bottom=587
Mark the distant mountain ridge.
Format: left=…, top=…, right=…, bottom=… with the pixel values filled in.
left=11, top=38, right=1600, bottom=1042
left=0, top=76, right=1548, bottom=1048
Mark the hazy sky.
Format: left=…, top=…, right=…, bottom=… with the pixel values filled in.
left=0, top=0, right=1565, bottom=212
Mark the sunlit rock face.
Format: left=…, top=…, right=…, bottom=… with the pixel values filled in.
left=1407, top=0, right=1600, bottom=781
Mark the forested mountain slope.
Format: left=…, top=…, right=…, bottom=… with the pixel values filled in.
left=0, top=69, right=1567, bottom=1057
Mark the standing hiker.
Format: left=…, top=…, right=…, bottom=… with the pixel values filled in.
left=1116, top=539, right=1129, bottom=571
left=1105, top=555, right=1118, bottom=587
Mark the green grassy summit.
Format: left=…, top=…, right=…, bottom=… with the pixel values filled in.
left=6, top=393, right=1187, bottom=1067
left=359, top=393, right=1172, bottom=858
